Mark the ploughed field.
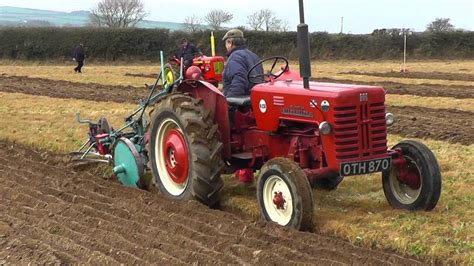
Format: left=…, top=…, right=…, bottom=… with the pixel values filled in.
left=0, top=61, right=473, bottom=264
left=0, top=140, right=420, bottom=264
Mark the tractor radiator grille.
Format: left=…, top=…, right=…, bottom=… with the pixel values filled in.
left=333, top=102, right=388, bottom=160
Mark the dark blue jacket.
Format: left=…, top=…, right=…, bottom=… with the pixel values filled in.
left=177, top=43, right=201, bottom=66
left=223, top=47, right=263, bottom=98
left=74, top=45, right=85, bottom=61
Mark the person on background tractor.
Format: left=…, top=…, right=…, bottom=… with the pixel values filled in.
left=176, top=38, right=203, bottom=68
left=222, top=29, right=264, bottom=184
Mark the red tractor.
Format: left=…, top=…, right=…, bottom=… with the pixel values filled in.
left=164, top=55, right=225, bottom=87
left=145, top=1, right=441, bottom=230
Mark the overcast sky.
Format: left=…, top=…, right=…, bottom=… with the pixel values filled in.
left=1, top=0, right=473, bottom=33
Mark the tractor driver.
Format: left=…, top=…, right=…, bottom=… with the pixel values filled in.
left=222, top=29, right=263, bottom=98
left=222, top=29, right=263, bottom=184
left=177, top=38, right=203, bottom=68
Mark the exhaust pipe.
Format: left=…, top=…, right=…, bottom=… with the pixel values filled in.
left=297, top=0, right=311, bottom=89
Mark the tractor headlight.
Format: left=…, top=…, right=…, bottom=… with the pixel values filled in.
left=319, top=121, right=332, bottom=135
left=385, top=112, right=395, bottom=126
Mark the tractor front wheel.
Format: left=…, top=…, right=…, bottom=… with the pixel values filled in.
left=148, top=94, right=224, bottom=207
left=257, top=158, right=313, bottom=231
left=382, top=140, right=441, bottom=211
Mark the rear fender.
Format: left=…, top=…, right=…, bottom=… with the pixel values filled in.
left=176, top=80, right=231, bottom=158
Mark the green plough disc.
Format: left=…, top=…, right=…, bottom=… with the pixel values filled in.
left=113, top=137, right=144, bottom=188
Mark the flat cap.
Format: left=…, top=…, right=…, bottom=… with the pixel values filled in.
left=222, top=29, right=244, bottom=41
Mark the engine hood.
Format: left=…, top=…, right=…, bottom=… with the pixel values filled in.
left=254, top=80, right=386, bottom=98
left=251, top=79, right=386, bottom=132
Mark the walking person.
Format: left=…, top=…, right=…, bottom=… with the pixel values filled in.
left=73, top=43, right=85, bottom=73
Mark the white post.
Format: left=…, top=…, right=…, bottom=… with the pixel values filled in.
left=403, top=34, right=407, bottom=73
left=340, top=17, right=344, bottom=34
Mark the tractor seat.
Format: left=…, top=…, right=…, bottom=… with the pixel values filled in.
left=226, top=96, right=251, bottom=106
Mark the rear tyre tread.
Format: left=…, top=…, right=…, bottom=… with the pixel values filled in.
left=147, top=93, right=224, bottom=207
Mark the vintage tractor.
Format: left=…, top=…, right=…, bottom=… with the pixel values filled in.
left=164, top=33, right=225, bottom=87
left=74, top=0, right=441, bottom=231
left=144, top=0, right=442, bottom=230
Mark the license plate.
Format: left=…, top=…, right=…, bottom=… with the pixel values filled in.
left=340, top=157, right=391, bottom=176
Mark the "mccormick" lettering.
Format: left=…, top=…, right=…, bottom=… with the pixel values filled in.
left=281, top=106, right=314, bottom=118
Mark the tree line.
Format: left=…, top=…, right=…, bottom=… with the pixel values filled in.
left=0, top=27, right=471, bottom=61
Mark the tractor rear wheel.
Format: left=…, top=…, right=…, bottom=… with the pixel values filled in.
left=382, top=140, right=441, bottom=211
left=257, top=158, right=313, bottom=231
left=147, top=94, right=224, bottom=207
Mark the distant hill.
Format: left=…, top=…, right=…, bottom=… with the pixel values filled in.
left=0, top=6, right=191, bottom=30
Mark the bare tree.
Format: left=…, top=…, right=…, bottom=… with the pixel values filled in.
left=183, top=15, right=202, bottom=33
left=246, top=9, right=284, bottom=31
left=88, top=13, right=102, bottom=27
left=278, top=20, right=290, bottom=32
left=247, top=11, right=265, bottom=31
left=426, top=18, right=454, bottom=32
left=204, top=10, right=233, bottom=30
left=90, top=0, right=148, bottom=28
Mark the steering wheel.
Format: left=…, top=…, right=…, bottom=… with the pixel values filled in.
left=247, top=56, right=289, bottom=84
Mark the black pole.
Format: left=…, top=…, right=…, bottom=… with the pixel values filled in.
left=299, top=0, right=305, bottom=23
left=297, top=0, right=311, bottom=89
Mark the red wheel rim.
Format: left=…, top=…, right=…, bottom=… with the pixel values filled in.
left=163, top=128, right=189, bottom=184
left=404, top=162, right=421, bottom=189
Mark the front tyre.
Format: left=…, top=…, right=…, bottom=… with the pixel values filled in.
left=383, top=140, right=441, bottom=211
left=257, top=158, right=313, bottom=231
left=148, top=94, right=224, bottom=207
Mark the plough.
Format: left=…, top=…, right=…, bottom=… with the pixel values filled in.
left=70, top=52, right=184, bottom=187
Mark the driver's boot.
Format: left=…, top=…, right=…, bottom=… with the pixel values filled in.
left=235, top=169, right=254, bottom=184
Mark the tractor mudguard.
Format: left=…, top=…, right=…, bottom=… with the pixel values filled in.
left=175, top=80, right=231, bottom=159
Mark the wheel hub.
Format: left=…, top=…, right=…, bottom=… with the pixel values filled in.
left=393, top=151, right=421, bottom=189
left=262, top=175, right=294, bottom=226
left=163, top=129, right=188, bottom=184
left=273, top=191, right=286, bottom=209
left=403, top=170, right=421, bottom=189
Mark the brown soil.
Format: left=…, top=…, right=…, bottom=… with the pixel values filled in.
left=343, top=71, right=474, bottom=82
left=0, top=140, right=422, bottom=264
left=313, top=77, right=474, bottom=99
left=0, top=75, right=472, bottom=145
left=0, top=75, right=148, bottom=103
left=125, top=72, right=157, bottom=79
left=387, top=106, right=474, bottom=146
